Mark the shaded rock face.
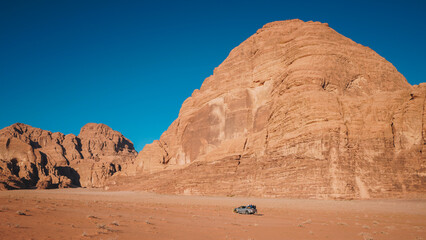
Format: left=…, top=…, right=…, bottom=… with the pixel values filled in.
left=132, top=20, right=425, bottom=199
left=0, top=123, right=137, bottom=189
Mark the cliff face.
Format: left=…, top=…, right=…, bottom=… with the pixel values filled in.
left=130, top=20, right=425, bottom=199
left=0, top=123, right=136, bottom=190
left=1, top=20, right=424, bottom=199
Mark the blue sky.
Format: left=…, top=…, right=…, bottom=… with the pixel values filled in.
left=1, top=0, right=425, bottom=151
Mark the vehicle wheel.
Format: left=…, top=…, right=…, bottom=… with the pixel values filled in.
left=245, top=210, right=249, bottom=214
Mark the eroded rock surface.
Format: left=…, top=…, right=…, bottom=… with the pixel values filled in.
left=128, top=19, right=425, bottom=199
left=0, top=123, right=137, bottom=189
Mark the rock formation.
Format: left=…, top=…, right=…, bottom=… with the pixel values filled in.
left=122, top=19, right=425, bottom=199
left=1, top=19, right=424, bottom=199
left=0, top=123, right=137, bottom=190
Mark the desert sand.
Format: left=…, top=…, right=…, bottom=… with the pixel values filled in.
left=0, top=189, right=425, bottom=240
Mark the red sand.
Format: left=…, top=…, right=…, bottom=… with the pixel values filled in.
left=0, top=189, right=425, bottom=239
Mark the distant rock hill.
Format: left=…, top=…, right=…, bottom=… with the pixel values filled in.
left=113, top=19, right=425, bottom=199
left=0, top=123, right=136, bottom=190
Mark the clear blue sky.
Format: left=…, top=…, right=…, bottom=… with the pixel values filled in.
left=1, top=0, right=425, bottom=151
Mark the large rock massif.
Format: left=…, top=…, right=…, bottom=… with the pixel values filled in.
left=1, top=20, right=424, bottom=199
left=122, top=20, right=425, bottom=199
left=0, top=123, right=137, bottom=190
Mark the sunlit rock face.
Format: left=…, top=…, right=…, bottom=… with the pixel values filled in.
left=0, top=123, right=137, bottom=189
left=132, top=19, right=425, bottom=199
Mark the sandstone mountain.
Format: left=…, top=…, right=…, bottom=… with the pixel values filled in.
left=1, top=19, right=424, bottom=199
left=0, top=123, right=136, bottom=190
left=113, top=19, right=425, bottom=199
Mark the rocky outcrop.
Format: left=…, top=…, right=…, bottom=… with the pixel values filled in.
left=0, top=123, right=137, bottom=189
left=127, top=19, right=425, bottom=199
left=73, top=123, right=137, bottom=187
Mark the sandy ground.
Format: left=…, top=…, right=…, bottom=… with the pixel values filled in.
left=0, top=189, right=425, bottom=240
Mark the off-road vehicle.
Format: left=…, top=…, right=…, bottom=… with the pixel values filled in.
left=233, top=205, right=257, bottom=214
